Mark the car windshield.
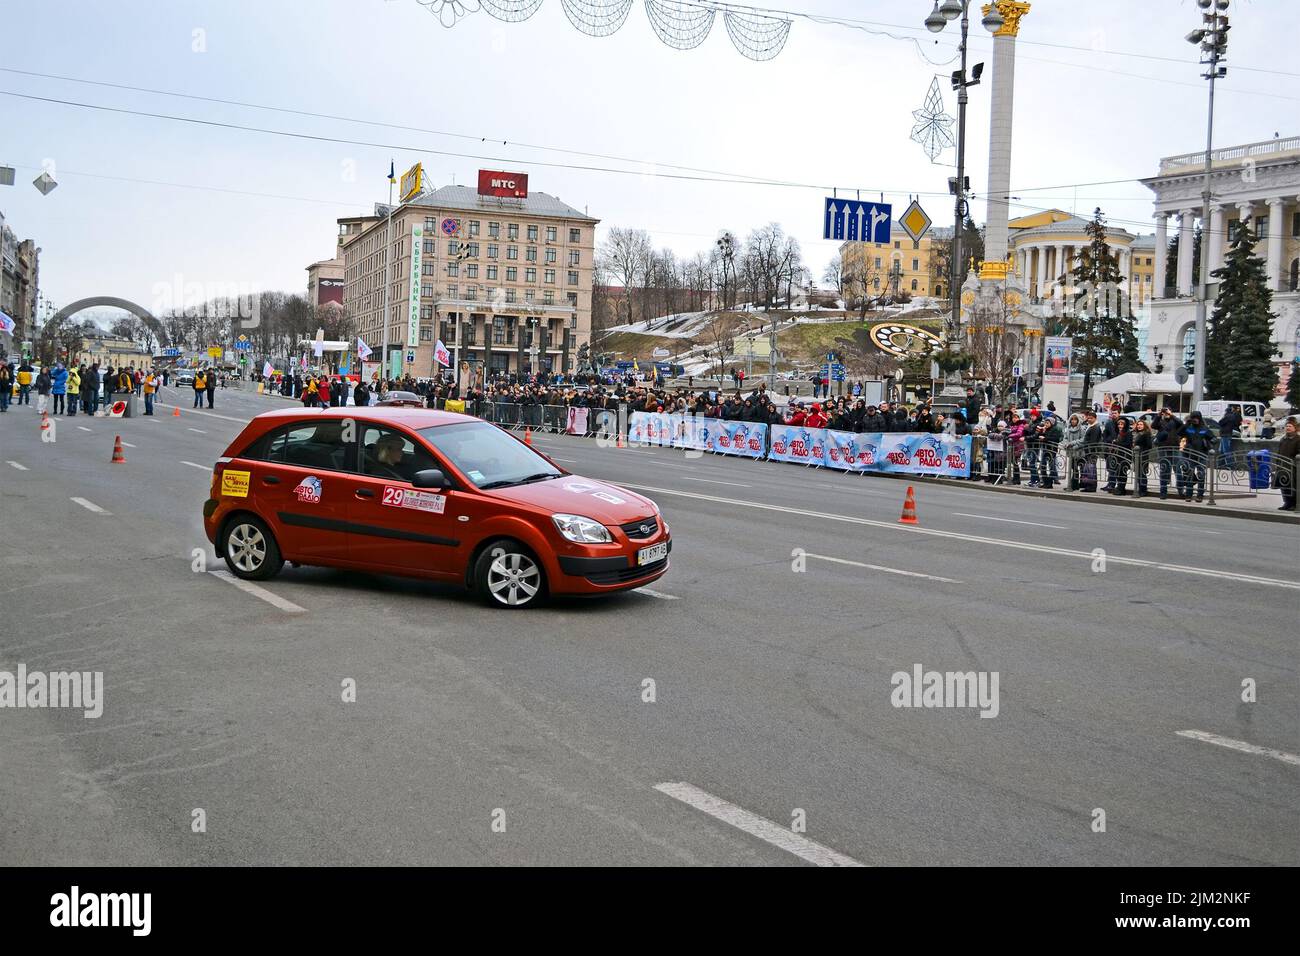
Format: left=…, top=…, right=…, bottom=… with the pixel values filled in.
left=419, top=421, right=561, bottom=489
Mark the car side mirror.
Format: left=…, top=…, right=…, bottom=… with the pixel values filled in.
left=412, top=468, right=447, bottom=490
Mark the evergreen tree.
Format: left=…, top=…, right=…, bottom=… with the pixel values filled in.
left=1285, top=360, right=1300, bottom=412
left=1063, top=208, right=1144, bottom=400
left=1205, top=223, right=1280, bottom=400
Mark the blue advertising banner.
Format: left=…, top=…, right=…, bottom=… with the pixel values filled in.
left=872, top=432, right=971, bottom=478
left=768, top=424, right=827, bottom=466
left=627, top=411, right=678, bottom=447
left=701, top=419, right=767, bottom=458
left=825, top=429, right=880, bottom=473
left=627, top=414, right=971, bottom=477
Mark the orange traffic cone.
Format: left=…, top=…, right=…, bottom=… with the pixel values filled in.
left=111, top=435, right=126, bottom=464
left=524, top=426, right=532, bottom=446
left=899, top=485, right=918, bottom=524
left=172, top=406, right=181, bottom=417
left=39, top=410, right=50, bottom=432
left=616, top=432, right=625, bottom=449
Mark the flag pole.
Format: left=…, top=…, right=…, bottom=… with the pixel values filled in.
left=380, top=160, right=395, bottom=385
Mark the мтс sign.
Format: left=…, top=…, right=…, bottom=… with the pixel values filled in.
left=477, top=170, right=529, bottom=198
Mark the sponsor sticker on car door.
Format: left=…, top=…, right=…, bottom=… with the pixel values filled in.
left=381, top=486, right=446, bottom=514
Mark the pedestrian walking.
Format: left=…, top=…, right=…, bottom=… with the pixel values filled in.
left=66, top=365, right=81, bottom=415
left=16, top=359, right=34, bottom=405
left=82, top=363, right=100, bottom=415
left=0, top=361, right=12, bottom=413
left=205, top=367, right=217, bottom=408
left=1275, top=417, right=1298, bottom=512
left=35, top=366, right=52, bottom=414
left=143, top=369, right=157, bottom=415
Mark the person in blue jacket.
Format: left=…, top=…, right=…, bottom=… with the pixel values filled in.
left=50, top=363, right=69, bottom=415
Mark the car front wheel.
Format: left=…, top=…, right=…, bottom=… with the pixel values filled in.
left=474, top=540, right=546, bottom=609
left=222, top=515, right=284, bottom=581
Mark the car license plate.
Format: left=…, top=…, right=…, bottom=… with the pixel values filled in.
left=637, top=542, right=668, bottom=566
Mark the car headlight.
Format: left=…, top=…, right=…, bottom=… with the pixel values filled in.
left=552, top=514, right=612, bottom=544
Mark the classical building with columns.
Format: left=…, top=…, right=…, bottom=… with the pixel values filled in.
left=1006, top=209, right=1148, bottom=306
left=1140, top=135, right=1300, bottom=396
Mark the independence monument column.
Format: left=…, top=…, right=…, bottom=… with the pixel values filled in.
left=979, top=1, right=1030, bottom=282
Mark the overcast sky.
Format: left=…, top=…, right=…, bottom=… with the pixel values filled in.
left=1, top=0, right=1295, bottom=318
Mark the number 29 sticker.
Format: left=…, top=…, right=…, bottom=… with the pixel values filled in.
left=381, top=486, right=446, bottom=514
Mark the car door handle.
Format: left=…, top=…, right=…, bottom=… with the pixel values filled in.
left=262, top=476, right=280, bottom=485
left=354, top=488, right=375, bottom=498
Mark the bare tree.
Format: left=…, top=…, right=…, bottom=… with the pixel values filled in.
left=843, top=256, right=884, bottom=320
left=599, top=227, right=653, bottom=326
left=966, top=289, right=1021, bottom=404
left=822, top=256, right=844, bottom=302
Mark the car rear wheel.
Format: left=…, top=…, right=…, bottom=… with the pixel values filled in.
left=222, top=515, right=284, bottom=581
left=474, top=540, right=545, bottom=609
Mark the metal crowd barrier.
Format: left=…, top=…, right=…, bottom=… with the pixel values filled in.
left=459, top=401, right=1300, bottom=505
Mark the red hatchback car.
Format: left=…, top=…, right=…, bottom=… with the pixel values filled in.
left=202, top=407, right=670, bottom=607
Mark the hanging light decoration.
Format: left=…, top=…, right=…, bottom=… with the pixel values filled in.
left=909, top=77, right=956, bottom=162
left=560, top=0, right=635, bottom=37
left=416, top=0, right=482, bottom=27
left=721, top=10, right=791, bottom=61
left=645, top=0, right=716, bottom=51
left=417, top=0, right=793, bottom=61
left=481, top=0, right=544, bottom=20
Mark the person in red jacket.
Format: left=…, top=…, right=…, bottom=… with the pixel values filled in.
left=786, top=402, right=807, bottom=426
left=804, top=403, right=829, bottom=429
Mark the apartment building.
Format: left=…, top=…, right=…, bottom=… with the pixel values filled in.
left=341, top=178, right=598, bottom=379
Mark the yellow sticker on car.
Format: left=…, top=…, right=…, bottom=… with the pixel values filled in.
left=221, top=470, right=251, bottom=497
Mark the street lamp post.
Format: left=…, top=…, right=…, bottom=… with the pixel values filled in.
left=926, top=1, right=1001, bottom=356
left=1187, top=0, right=1229, bottom=408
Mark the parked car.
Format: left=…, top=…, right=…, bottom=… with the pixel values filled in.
left=203, top=407, right=671, bottom=608
left=377, top=390, right=424, bottom=407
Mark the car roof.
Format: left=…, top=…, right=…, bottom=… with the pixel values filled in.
left=248, top=405, right=473, bottom=430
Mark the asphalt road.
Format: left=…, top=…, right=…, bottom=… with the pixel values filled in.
left=1, top=385, right=1296, bottom=866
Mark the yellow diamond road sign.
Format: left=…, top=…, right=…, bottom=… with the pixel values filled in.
left=900, top=200, right=932, bottom=242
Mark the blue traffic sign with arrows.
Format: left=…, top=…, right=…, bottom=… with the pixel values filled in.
left=823, top=198, right=892, bottom=243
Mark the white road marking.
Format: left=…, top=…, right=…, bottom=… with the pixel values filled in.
left=120, top=441, right=136, bottom=448
left=637, top=587, right=679, bottom=600
left=156, top=403, right=249, bottom=424
left=181, top=460, right=213, bottom=471
left=187, top=427, right=207, bottom=434
left=70, top=497, right=111, bottom=515
left=804, top=552, right=961, bottom=583
left=952, top=512, right=1067, bottom=530
left=620, top=484, right=1300, bottom=591
left=1176, top=730, right=1300, bottom=767
left=6, top=461, right=28, bottom=471
left=77, top=425, right=92, bottom=432
left=208, top=569, right=305, bottom=614
left=680, top=476, right=752, bottom=487
left=548, top=457, right=578, bottom=463
left=654, top=782, right=863, bottom=867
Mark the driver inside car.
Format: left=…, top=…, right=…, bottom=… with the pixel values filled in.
left=365, top=432, right=416, bottom=482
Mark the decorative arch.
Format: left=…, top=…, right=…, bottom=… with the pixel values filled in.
left=49, top=297, right=169, bottom=347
